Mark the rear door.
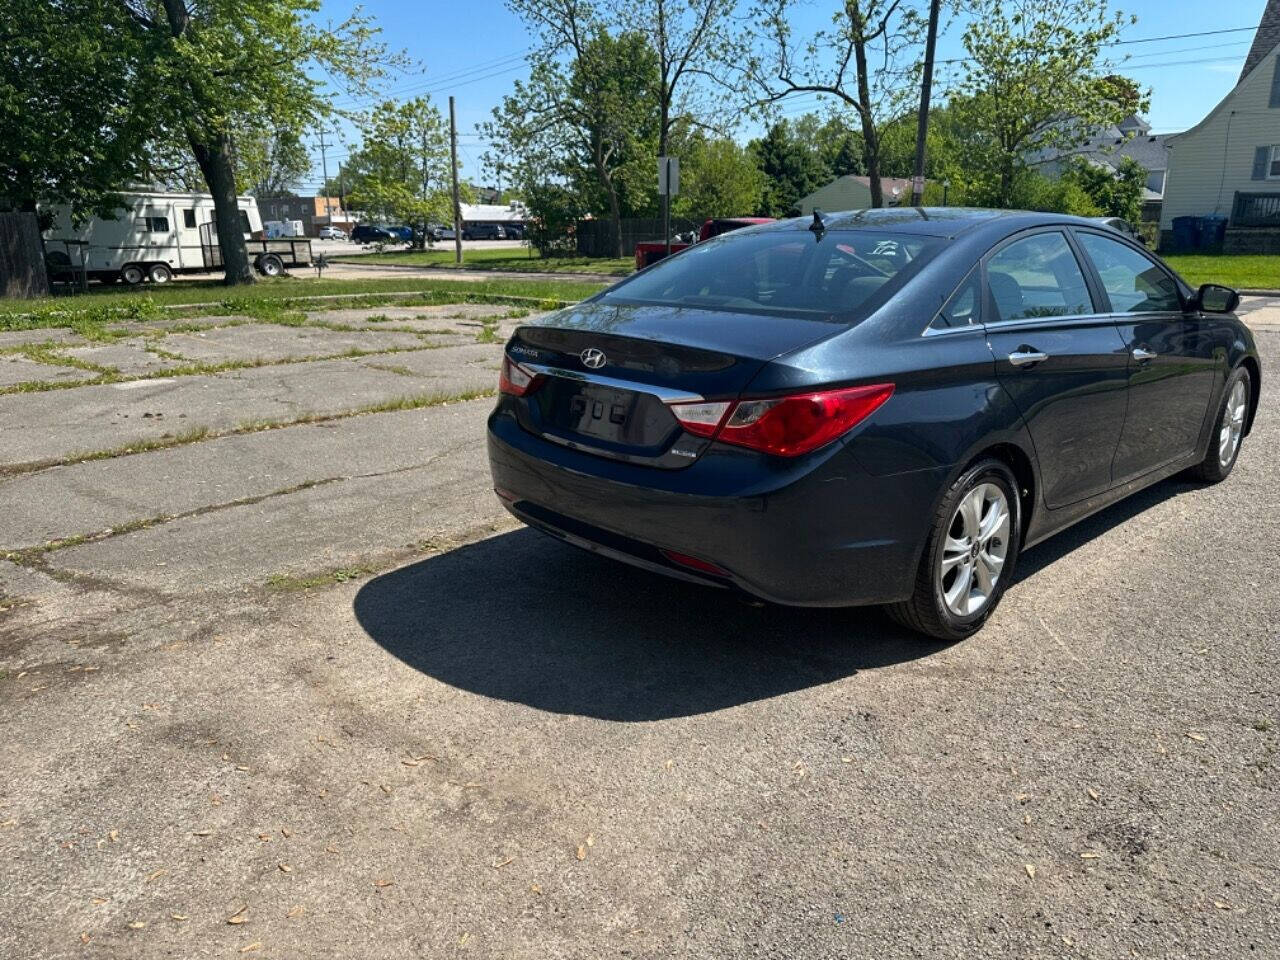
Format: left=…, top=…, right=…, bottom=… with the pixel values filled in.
left=981, top=229, right=1130, bottom=508
left=1072, top=229, right=1222, bottom=481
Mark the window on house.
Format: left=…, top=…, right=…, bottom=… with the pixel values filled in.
left=183, top=208, right=197, bottom=229
left=1270, top=145, right=1280, bottom=178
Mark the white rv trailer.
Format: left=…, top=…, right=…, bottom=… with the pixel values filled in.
left=42, top=190, right=308, bottom=285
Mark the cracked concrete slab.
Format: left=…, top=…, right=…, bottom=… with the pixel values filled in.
left=44, top=403, right=509, bottom=594
left=158, top=324, right=429, bottom=363
left=0, top=400, right=497, bottom=550
left=0, top=348, right=500, bottom=470
left=0, top=355, right=92, bottom=388
left=0, top=328, right=84, bottom=348
left=58, top=340, right=189, bottom=376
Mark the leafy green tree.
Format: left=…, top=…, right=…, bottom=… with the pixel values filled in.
left=741, top=0, right=927, bottom=207
left=950, top=0, right=1147, bottom=207
left=484, top=29, right=661, bottom=257
left=343, top=99, right=454, bottom=248
left=124, top=0, right=398, bottom=284
left=0, top=0, right=158, bottom=224
left=239, top=128, right=311, bottom=198
left=1061, top=155, right=1146, bottom=222
left=749, top=119, right=829, bottom=217
left=673, top=136, right=765, bottom=220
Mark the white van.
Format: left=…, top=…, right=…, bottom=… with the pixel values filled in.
left=43, top=190, right=264, bottom=285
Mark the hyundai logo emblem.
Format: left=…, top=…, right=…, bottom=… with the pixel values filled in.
left=580, top=347, right=607, bottom=369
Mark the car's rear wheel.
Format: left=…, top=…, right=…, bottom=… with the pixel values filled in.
left=1189, top=366, right=1251, bottom=484
left=888, top=458, right=1022, bottom=641
left=120, top=263, right=146, bottom=285
left=148, top=262, right=173, bottom=284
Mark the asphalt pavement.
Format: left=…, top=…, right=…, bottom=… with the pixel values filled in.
left=0, top=298, right=1277, bottom=959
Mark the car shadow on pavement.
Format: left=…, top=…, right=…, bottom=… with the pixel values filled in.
left=354, top=475, right=1198, bottom=722
left=353, top=528, right=944, bottom=722
left=1012, top=475, right=1196, bottom=582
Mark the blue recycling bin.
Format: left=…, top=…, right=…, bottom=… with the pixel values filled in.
left=1171, top=216, right=1200, bottom=251
left=1198, top=215, right=1227, bottom=252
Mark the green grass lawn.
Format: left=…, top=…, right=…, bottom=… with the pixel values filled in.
left=341, top=246, right=635, bottom=277
left=0, top=274, right=609, bottom=330
left=1162, top=254, right=1280, bottom=291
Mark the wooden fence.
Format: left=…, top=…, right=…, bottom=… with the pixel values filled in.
left=0, top=212, right=50, bottom=298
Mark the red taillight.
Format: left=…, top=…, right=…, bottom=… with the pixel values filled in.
left=499, top=356, right=543, bottom=397
left=661, top=549, right=730, bottom=577
left=669, top=383, right=893, bottom=457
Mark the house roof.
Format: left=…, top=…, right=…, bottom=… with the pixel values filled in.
left=1028, top=125, right=1174, bottom=173
left=1241, top=0, right=1280, bottom=83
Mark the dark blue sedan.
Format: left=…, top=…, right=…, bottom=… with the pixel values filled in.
left=487, top=209, right=1260, bottom=639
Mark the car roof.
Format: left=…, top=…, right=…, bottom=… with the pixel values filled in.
left=754, top=207, right=1110, bottom=241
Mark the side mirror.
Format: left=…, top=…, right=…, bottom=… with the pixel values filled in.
left=1196, top=283, right=1240, bottom=314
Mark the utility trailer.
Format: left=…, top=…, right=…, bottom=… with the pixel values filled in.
left=42, top=190, right=309, bottom=285
left=198, top=222, right=311, bottom=277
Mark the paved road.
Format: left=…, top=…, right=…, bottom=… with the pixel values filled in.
left=1, top=299, right=1277, bottom=959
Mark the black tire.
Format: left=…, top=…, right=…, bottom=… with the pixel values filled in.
left=256, top=253, right=285, bottom=277
left=887, top=458, right=1023, bottom=641
left=148, top=262, right=173, bottom=284
left=120, top=263, right=146, bottom=286
left=1188, top=365, right=1251, bottom=484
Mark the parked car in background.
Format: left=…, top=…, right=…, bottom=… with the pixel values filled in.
left=489, top=208, right=1258, bottom=641
left=500, top=223, right=524, bottom=240
left=318, top=226, right=347, bottom=240
left=388, top=225, right=413, bottom=242
left=1090, top=216, right=1146, bottom=245
left=463, top=223, right=505, bottom=241
left=634, top=217, right=775, bottom=269
left=350, top=224, right=399, bottom=244
left=428, top=224, right=456, bottom=241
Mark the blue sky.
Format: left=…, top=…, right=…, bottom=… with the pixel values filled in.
left=301, top=0, right=1272, bottom=191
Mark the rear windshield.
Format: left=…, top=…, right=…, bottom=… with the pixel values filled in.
left=604, top=228, right=943, bottom=321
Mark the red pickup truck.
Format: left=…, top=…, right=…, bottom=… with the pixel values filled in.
left=634, top=217, right=774, bottom=270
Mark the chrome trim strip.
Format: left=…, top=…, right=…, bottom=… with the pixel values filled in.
left=521, top=363, right=705, bottom=404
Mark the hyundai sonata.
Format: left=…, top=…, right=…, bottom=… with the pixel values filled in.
left=487, top=209, right=1260, bottom=639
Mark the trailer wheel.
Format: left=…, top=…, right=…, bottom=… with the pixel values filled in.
left=148, top=263, right=173, bottom=284
left=256, top=253, right=285, bottom=277
left=121, top=264, right=146, bottom=286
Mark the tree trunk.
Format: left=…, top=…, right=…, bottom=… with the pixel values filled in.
left=190, top=132, right=256, bottom=285
left=852, top=28, right=883, bottom=208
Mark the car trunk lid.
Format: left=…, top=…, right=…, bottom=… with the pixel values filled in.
left=505, top=302, right=848, bottom=468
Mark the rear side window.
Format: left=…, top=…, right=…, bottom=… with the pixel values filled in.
left=145, top=216, right=170, bottom=232
left=183, top=208, right=197, bottom=228
left=603, top=229, right=942, bottom=321
left=931, top=269, right=982, bottom=330
left=238, top=211, right=252, bottom=234
left=986, top=232, right=1092, bottom=322
left=1076, top=232, right=1181, bottom=313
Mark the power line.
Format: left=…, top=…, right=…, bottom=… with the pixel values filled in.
left=332, top=52, right=532, bottom=108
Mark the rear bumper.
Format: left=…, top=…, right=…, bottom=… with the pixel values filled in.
left=487, top=406, right=947, bottom=607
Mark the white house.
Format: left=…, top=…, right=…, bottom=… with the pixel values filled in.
left=1159, top=0, right=1280, bottom=250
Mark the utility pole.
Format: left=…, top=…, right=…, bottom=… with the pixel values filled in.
left=911, top=0, right=942, bottom=207
left=318, top=127, right=333, bottom=220
left=449, top=96, right=462, bottom=265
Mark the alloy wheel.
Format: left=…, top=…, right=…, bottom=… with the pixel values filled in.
left=1218, top=378, right=1248, bottom=468
left=939, top=482, right=1011, bottom=617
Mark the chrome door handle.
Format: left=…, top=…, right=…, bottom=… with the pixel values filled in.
left=1132, top=347, right=1158, bottom=361
left=1008, top=349, right=1049, bottom=367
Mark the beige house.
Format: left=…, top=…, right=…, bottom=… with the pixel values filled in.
left=1159, top=0, right=1280, bottom=250
left=796, top=176, right=916, bottom=215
